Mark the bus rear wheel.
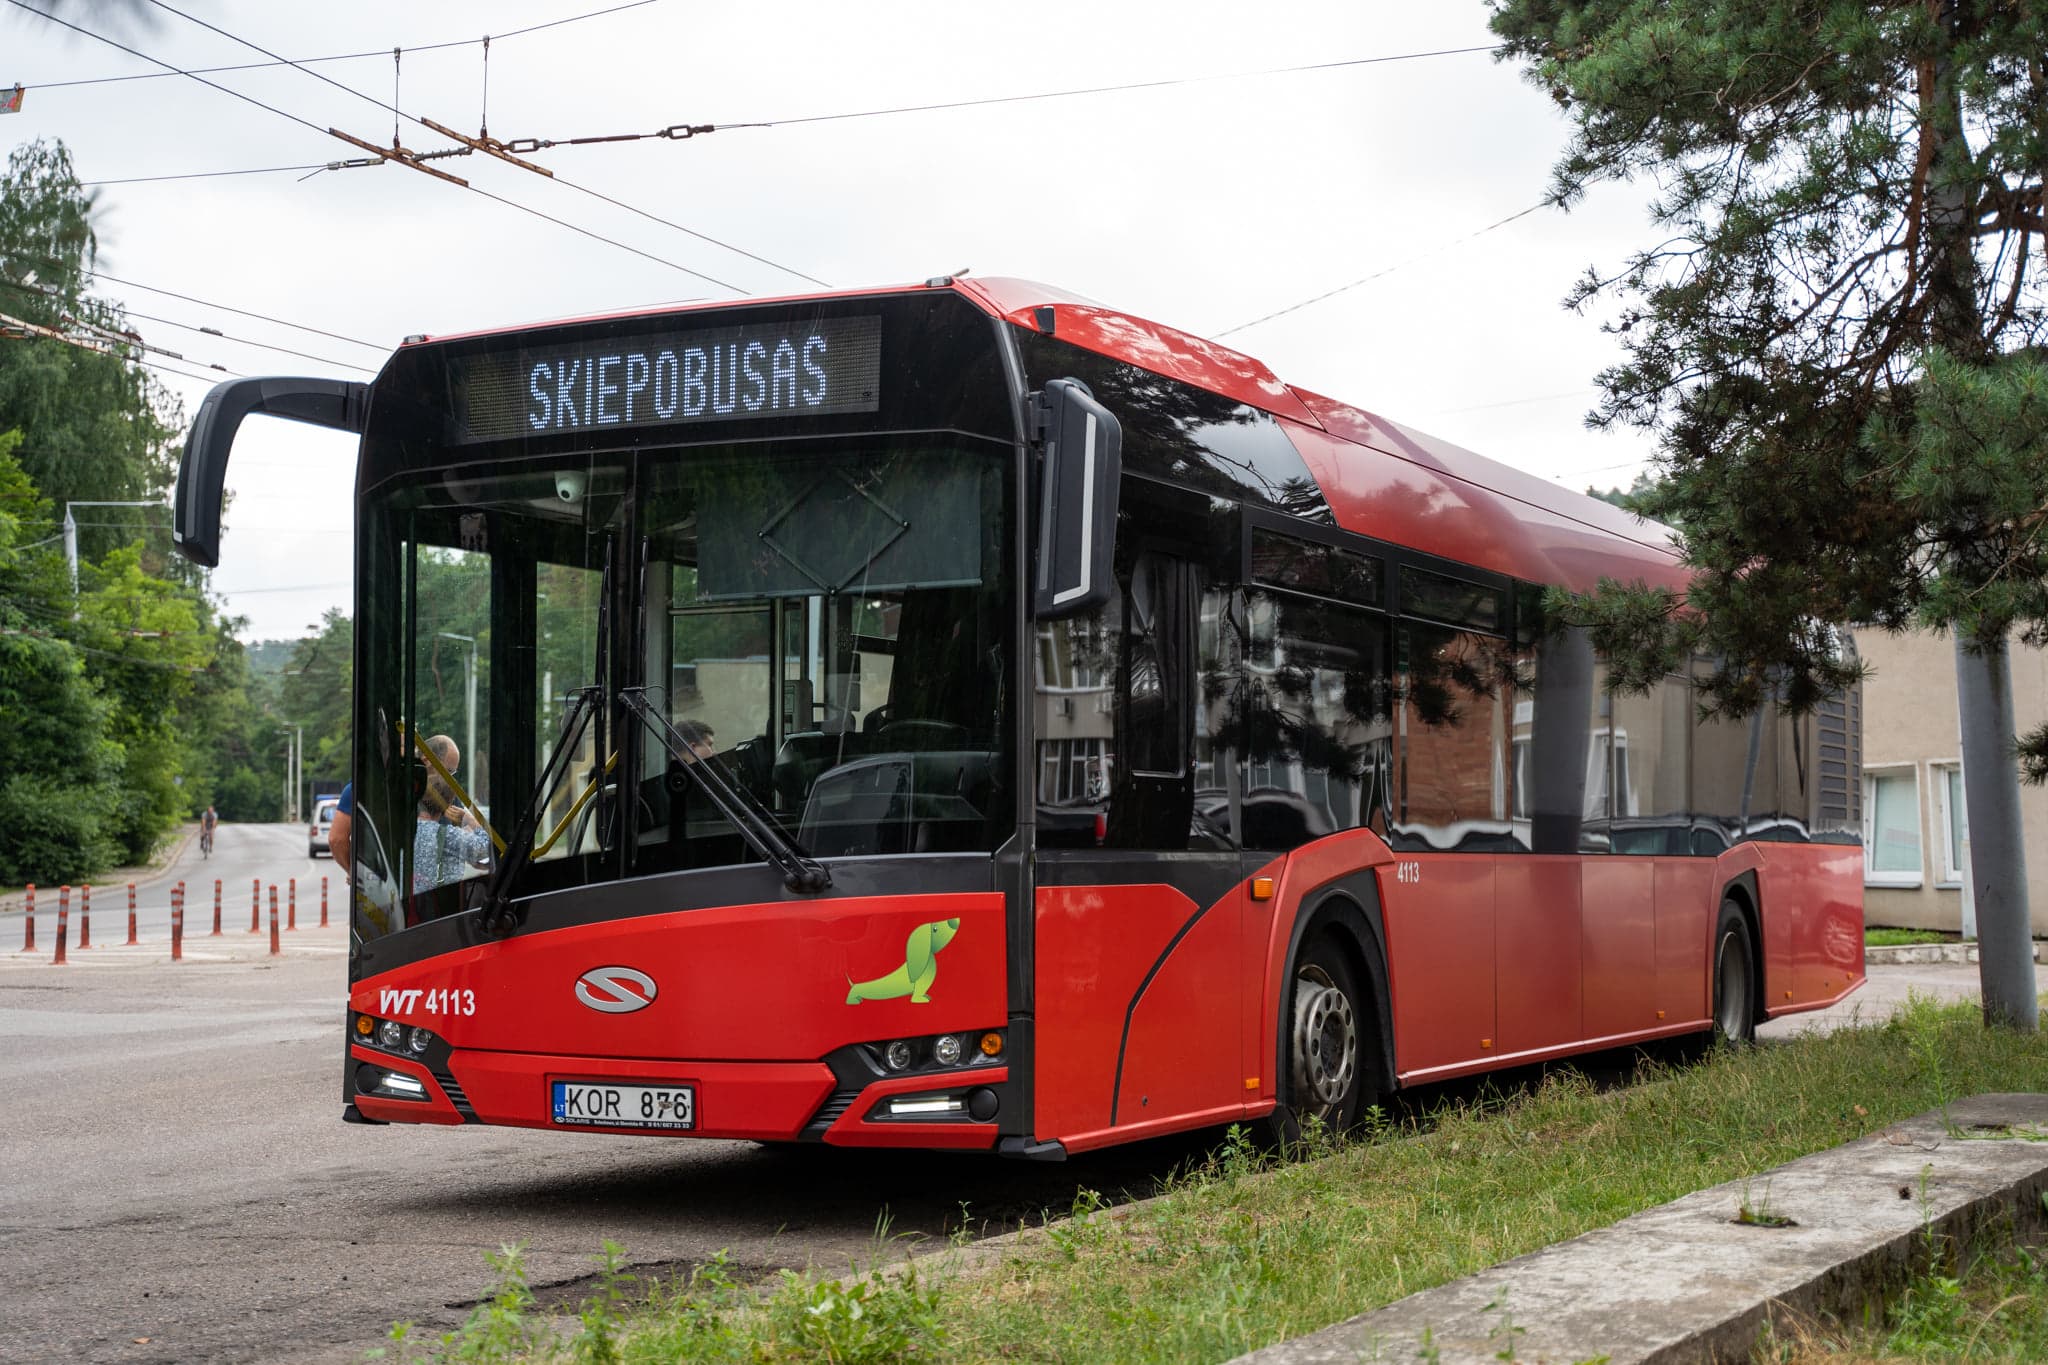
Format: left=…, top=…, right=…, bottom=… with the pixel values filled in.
left=1712, top=900, right=1757, bottom=1048
left=1268, top=934, right=1371, bottom=1146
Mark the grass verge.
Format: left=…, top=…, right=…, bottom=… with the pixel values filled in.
left=384, top=998, right=2048, bottom=1364
left=1863, top=928, right=1951, bottom=947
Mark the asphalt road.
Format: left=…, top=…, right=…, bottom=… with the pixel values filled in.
left=0, top=824, right=1216, bottom=1364
left=3, top=828, right=2038, bottom=1363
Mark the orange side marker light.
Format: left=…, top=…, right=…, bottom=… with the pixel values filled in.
left=1250, top=877, right=1275, bottom=901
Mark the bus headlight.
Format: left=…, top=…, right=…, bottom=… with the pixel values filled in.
left=884, top=1040, right=915, bottom=1071
left=408, top=1026, right=433, bottom=1054
left=933, top=1034, right=964, bottom=1067
left=377, top=1019, right=405, bottom=1049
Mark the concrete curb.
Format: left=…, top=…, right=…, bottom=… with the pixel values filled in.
left=1227, top=1093, right=2048, bottom=1365
left=1865, top=940, right=2043, bottom=965
left=0, top=826, right=199, bottom=916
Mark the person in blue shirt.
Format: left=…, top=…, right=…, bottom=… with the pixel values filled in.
left=412, top=736, right=491, bottom=893
left=330, top=783, right=353, bottom=871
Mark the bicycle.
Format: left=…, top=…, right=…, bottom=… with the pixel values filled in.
left=200, top=825, right=214, bottom=858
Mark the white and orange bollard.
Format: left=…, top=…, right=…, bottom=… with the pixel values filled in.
left=126, top=882, right=138, bottom=946
left=78, top=884, right=91, bottom=949
left=52, top=885, right=69, bottom=965
left=288, top=877, right=297, bottom=932
left=211, top=878, right=222, bottom=937
left=171, top=882, right=184, bottom=962
left=268, top=885, right=280, bottom=957
left=320, top=876, right=329, bottom=928
left=21, top=883, right=34, bottom=953
left=249, top=878, right=260, bottom=934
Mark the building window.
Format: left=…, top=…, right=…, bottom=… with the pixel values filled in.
left=1862, top=767, right=1921, bottom=886
left=1933, top=762, right=1967, bottom=887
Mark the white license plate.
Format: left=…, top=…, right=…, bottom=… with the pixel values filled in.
left=551, top=1081, right=695, bottom=1130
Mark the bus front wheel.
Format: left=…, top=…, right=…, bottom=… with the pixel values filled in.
left=1712, top=900, right=1758, bottom=1048
left=1269, top=933, right=1371, bottom=1145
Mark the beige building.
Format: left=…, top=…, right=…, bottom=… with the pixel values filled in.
left=1859, top=630, right=2048, bottom=935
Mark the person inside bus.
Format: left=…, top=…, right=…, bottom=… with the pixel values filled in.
left=678, top=719, right=715, bottom=761
left=644, top=719, right=714, bottom=833
left=413, top=736, right=491, bottom=893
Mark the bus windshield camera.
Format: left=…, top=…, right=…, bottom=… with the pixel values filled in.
left=554, top=469, right=586, bottom=504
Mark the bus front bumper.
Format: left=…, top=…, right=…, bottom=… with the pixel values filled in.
left=347, top=1044, right=1004, bottom=1149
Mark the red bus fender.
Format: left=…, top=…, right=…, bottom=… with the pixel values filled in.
left=1710, top=845, right=1766, bottom=1022
left=1727, top=842, right=1866, bottom=1019
left=1253, top=829, right=1400, bottom=1119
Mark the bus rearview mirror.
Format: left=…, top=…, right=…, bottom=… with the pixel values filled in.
left=1031, top=378, right=1121, bottom=619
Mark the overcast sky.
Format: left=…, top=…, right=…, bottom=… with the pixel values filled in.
left=6, top=0, right=1664, bottom=640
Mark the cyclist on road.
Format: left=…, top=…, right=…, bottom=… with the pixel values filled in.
left=200, top=804, right=218, bottom=857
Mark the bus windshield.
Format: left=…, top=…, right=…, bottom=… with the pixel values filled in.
left=351, top=436, right=1014, bottom=939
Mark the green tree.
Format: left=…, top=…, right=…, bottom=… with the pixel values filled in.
left=0, top=431, right=124, bottom=882
left=279, top=608, right=355, bottom=798
left=1587, top=472, right=1668, bottom=523
left=1490, top=0, right=2047, bottom=1028
left=0, top=136, right=290, bottom=874
left=73, top=545, right=214, bottom=860
left=182, top=623, right=285, bottom=823
left=0, top=140, right=181, bottom=524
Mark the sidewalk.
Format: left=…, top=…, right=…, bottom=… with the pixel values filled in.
left=1231, top=1092, right=2048, bottom=1365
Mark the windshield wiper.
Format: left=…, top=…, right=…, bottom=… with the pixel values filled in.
left=618, top=686, right=832, bottom=893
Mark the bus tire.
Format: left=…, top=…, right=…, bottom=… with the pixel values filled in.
left=1712, top=899, right=1758, bottom=1048
left=1267, top=931, right=1372, bottom=1146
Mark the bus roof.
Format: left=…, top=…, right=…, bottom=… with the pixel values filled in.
left=407, top=276, right=1685, bottom=595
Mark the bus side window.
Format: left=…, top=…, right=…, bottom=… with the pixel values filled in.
left=1241, top=591, right=1390, bottom=852
left=1394, top=623, right=1515, bottom=852
left=1606, top=674, right=1692, bottom=854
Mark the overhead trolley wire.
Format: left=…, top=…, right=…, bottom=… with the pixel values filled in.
left=0, top=276, right=375, bottom=373
left=85, top=268, right=389, bottom=352
left=715, top=43, right=1504, bottom=132
left=83, top=161, right=349, bottom=187
left=1214, top=201, right=1549, bottom=338
left=118, top=308, right=378, bottom=374
left=136, top=0, right=826, bottom=291
left=24, top=0, right=664, bottom=91
left=8, top=1, right=756, bottom=296
left=1, top=304, right=241, bottom=380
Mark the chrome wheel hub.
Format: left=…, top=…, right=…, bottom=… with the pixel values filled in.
left=1716, top=930, right=1749, bottom=1037
left=1292, top=964, right=1357, bottom=1110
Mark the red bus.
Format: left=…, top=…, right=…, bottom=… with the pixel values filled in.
left=174, top=277, right=1865, bottom=1155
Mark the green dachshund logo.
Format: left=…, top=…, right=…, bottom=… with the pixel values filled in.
left=846, top=918, right=961, bottom=1004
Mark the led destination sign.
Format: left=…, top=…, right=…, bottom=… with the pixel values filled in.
left=452, top=314, right=881, bottom=443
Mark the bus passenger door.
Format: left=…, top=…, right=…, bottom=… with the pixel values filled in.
left=1033, top=552, right=1247, bottom=1149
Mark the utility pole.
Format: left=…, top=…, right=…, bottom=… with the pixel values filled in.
left=277, top=725, right=303, bottom=824
left=63, top=500, right=165, bottom=592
